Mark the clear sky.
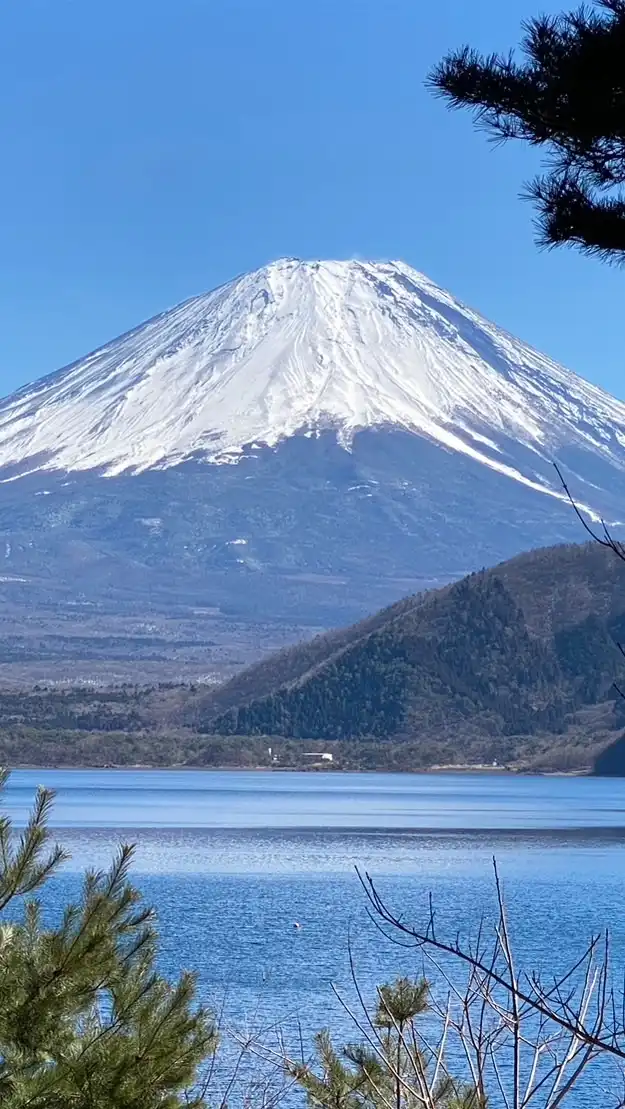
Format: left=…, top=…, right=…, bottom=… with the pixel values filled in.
left=1, top=0, right=623, bottom=399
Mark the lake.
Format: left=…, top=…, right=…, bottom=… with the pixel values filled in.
left=7, top=767, right=625, bottom=831
left=6, top=769, right=625, bottom=1107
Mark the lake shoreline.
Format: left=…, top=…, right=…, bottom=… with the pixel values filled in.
left=5, top=762, right=594, bottom=777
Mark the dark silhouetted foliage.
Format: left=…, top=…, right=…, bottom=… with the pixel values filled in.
left=430, top=0, right=625, bottom=261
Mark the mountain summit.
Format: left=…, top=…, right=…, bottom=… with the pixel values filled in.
left=1, top=258, right=625, bottom=682
left=2, top=258, right=625, bottom=506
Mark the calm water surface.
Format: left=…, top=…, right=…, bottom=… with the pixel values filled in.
left=7, top=770, right=625, bottom=1107
left=6, top=767, right=625, bottom=830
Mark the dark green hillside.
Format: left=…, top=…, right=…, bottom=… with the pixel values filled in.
left=195, top=543, right=625, bottom=751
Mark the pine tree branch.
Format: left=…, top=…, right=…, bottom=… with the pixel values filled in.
left=428, top=0, right=625, bottom=259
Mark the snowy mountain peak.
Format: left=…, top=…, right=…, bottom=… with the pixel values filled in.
left=1, top=258, right=625, bottom=496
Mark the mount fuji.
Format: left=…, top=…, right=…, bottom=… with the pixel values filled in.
left=1, top=257, right=625, bottom=681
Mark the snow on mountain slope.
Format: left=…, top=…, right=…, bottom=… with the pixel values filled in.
left=1, top=258, right=624, bottom=509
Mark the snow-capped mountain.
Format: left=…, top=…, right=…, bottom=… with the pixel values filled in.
left=2, top=257, right=625, bottom=515
left=0, top=257, right=625, bottom=677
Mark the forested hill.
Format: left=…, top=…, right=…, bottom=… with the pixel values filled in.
left=190, top=543, right=625, bottom=756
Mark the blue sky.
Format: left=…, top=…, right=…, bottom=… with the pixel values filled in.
left=0, top=0, right=623, bottom=398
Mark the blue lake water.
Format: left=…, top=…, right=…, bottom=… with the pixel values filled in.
left=6, top=769, right=625, bottom=1107
left=7, top=767, right=625, bottom=831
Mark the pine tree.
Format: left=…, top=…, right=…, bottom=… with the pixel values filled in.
left=429, top=0, right=625, bottom=261
left=0, top=770, right=217, bottom=1108
left=292, top=977, right=483, bottom=1109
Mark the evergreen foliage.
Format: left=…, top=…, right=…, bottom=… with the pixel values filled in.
left=429, top=0, right=625, bottom=261
left=0, top=770, right=217, bottom=1108
left=205, top=547, right=625, bottom=744
left=292, top=977, right=482, bottom=1109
